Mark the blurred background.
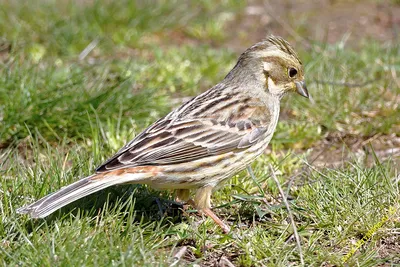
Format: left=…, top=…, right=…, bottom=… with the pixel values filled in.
left=1, top=1, right=399, bottom=266
left=1, top=0, right=399, bottom=163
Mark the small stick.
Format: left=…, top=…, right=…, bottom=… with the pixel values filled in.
left=79, top=39, right=99, bottom=61
left=219, top=256, right=235, bottom=267
left=269, top=164, right=304, bottom=266
left=170, top=246, right=187, bottom=267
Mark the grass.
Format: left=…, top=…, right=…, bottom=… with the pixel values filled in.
left=1, top=0, right=399, bottom=266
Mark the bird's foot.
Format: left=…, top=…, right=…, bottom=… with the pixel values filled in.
left=200, top=207, right=231, bottom=234
left=186, top=199, right=230, bottom=233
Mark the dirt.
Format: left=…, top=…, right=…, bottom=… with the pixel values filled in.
left=226, top=0, right=400, bottom=51
left=377, top=233, right=400, bottom=265
left=307, top=133, right=400, bottom=168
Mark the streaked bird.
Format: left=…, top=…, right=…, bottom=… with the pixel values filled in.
left=18, top=36, right=308, bottom=233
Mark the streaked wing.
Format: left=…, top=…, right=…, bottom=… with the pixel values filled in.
left=96, top=118, right=267, bottom=172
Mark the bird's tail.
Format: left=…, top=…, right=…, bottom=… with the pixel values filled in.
left=17, top=172, right=148, bottom=218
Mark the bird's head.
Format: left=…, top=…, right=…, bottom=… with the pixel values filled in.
left=229, top=35, right=308, bottom=99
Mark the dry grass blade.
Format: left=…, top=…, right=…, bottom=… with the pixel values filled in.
left=79, top=39, right=99, bottom=61
left=170, top=246, right=188, bottom=267
left=269, top=164, right=304, bottom=266
left=219, top=255, right=236, bottom=267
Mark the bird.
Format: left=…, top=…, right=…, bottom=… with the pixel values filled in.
left=17, top=35, right=308, bottom=233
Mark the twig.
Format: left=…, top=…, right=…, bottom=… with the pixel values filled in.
left=269, top=164, right=304, bottom=266
left=170, top=246, right=187, bottom=267
left=219, top=256, right=235, bottom=267
left=79, top=39, right=99, bottom=61
left=360, top=133, right=382, bottom=147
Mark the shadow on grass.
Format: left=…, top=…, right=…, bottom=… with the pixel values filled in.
left=20, top=182, right=296, bottom=234
left=22, top=185, right=187, bottom=233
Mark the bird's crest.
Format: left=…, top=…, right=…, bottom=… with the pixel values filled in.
left=244, top=35, right=301, bottom=65
left=265, top=35, right=301, bottom=64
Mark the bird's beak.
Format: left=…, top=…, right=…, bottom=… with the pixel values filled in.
left=295, top=81, right=309, bottom=98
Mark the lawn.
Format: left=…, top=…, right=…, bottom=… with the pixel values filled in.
left=1, top=1, right=399, bottom=266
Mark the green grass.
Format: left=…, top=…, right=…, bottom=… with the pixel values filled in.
left=1, top=1, right=399, bottom=266
left=0, top=45, right=234, bottom=145
left=278, top=40, right=400, bottom=149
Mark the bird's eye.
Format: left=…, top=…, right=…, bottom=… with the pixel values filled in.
left=288, top=68, right=298, bottom=78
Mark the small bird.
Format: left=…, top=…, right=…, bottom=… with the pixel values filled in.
left=18, top=36, right=308, bottom=233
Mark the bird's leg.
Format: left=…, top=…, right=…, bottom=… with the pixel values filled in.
left=190, top=186, right=231, bottom=233
left=173, top=189, right=192, bottom=214
left=175, top=189, right=190, bottom=203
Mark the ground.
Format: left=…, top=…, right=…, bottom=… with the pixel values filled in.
left=0, top=0, right=399, bottom=266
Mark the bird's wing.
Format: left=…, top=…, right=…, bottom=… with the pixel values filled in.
left=96, top=117, right=268, bottom=172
